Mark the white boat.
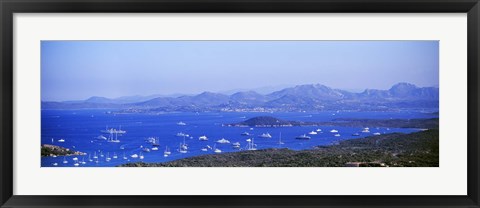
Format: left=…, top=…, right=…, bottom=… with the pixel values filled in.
left=308, top=131, right=318, bottom=135
left=52, top=163, right=58, bottom=166
left=278, top=132, right=285, bottom=145
left=52, top=155, right=57, bottom=158
left=123, top=152, right=128, bottom=160
left=107, top=131, right=121, bottom=143
left=241, top=132, right=250, bottom=136
left=201, top=147, right=208, bottom=152
left=96, top=135, right=107, bottom=140
left=213, top=144, right=222, bottom=153
left=334, top=134, right=341, bottom=137
left=139, top=152, right=144, bottom=160
left=81, top=157, right=86, bottom=165
left=152, top=137, right=160, bottom=146
left=105, top=153, right=111, bottom=162
left=198, top=135, right=208, bottom=141
left=316, top=128, right=322, bottom=132
left=373, top=132, right=381, bottom=135
left=151, top=147, right=159, bottom=151
left=352, top=133, right=360, bottom=136
left=259, top=133, right=272, bottom=138
left=113, top=153, right=118, bottom=159
left=63, top=156, right=68, bottom=164
left=101, top=126, right=127, bottom=134
left=245, top=138, right=257, bottom=150
left=164, top=146, right=171, bottom=155
left=177, top=121, right=187, bottom=126
left=142, top=148, right=150, bottom=152
left=74, top=162, right=79, bottom=167
left=216, top=138, right=230, bottom=144
left=58, top=139, right=65, bottom=142
left=176, top=132, right=189, bottom=137
left=295, top=134, right=311, bottom=140
left=93, top=152, right=98, bottom=159
left=362, top=127, right=370, bottom=133
left=120, top=145, right=125, bottom=150
left=117, top=126, right=126, bottom=134
left=330, top=129, right=339, bottom=133
left=232, top=142, right=241, bottom=149
left=131, top=154, right=139, bottom=158
left=72, top=157, right=78, bottom=161
left=178, top=143, right=187, bottom=154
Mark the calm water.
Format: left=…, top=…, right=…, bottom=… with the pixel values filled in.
left=41, top=110, right=438, bottom=167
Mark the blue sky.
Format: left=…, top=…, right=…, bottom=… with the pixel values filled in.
left=41, top=41, right=439, bottom=101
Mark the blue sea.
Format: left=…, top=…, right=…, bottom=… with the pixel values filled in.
left=41, top=110, right=438, bottom=167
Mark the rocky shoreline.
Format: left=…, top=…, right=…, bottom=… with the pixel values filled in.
left=41, top=144, right=86, bottom=157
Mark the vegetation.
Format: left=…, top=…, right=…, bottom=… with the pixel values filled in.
left=41, top=144, right=86, bottom=157
left=121, top=129, right=439, bottom=167
left=228, top=116, right=438, bottom=129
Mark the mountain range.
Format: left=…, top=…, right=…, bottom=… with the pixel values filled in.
left=42, top=83, right=439, bottom=112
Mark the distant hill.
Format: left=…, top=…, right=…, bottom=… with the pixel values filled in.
left=41, top=82, right=439, bottom=111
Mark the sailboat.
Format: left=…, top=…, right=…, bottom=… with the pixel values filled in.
left=88, top=154, right=93, bottom=162
left=139, top=152, right=144, bottom=160
left=164, top=146, right=171, bottom=157
left=152, top=137, right=160, bottom=146
left=81, top=157, right=86, bottom=165
left=278, top=132, right=284, bottom=145
left=63, top=156, right=68, bottom=164
left=213, top=144, right=222, bottom=153
left=113, top=152, right=118, bottom=159
left=123, top=152, right=128, bottom=160
left=179, top=143, right=187, bottom=154
left=179, top=136, right=188, bottom=153
left=246, top=138, right=257, bottom=150
left=105, top=152, right=111, bottom=162
left=93, top=151, right=98, bottom=159
left=164, top=146, right=171, bottom=155
left=107, top=131, right=121, bottom=143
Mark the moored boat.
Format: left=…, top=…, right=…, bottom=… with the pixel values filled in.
left=216, top=138, right=230, bottom=144
left=259, top=133, right=272, bottom=138
left=295, top=134, right=311, bottom=140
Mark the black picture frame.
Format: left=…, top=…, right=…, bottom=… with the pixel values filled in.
left=1, top=0, right=479, bottom=207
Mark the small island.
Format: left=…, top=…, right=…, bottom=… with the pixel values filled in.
left=41, top=144, right=86, bottom=157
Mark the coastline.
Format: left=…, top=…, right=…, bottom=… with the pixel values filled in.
left=120, top=129, right=439, bottom=167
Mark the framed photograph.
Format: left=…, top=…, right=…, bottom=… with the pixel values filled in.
left=1, top=0, right=479, bottom=207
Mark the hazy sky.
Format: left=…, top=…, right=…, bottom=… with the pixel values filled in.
left=41, top=41, right=439, bottom=101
